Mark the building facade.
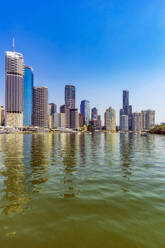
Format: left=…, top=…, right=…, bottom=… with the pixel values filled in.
left=23, top=66, right=33, bottom=126
left=80, top=100, right=90, bottom=126
left=49, top=103, right=57, bottom=115
left=105, top=107, right=116, bottom=131
left=70, top=108, right=79, bottom=129
left=60, top=104, right=70, bottom=128
left=91, top=107, right=98, bottom=120
left=132, top=112, right=142, bottom=131
left=120, top=90, right=132, bottom=130
left=141, top=110, right=155, bottom=130
left=5, top=49, right=24, bottom=127
left=33, top=87, right=48, bottom=127
left=79, top=113, right=84, bottom=127
left=120, top=115, right=128, bottom=131
left=60, top=113, right=66, bottom=128
left=65, top=85, right=75, bottom=109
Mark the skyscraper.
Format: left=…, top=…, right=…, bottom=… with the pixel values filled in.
left=120, top=115, right=128, bottom=131
left=23, top=66, right=33, bottom=126
left=48, top=103, right=57, bottom=128
left=79, top=113, right=84, bottom=128
left=80, top=100, right=90, bottom=125
left=120, top=90, right=132, bottom=130
left=141, top=110, right=155, bottom=130
left=104, top=107, right=116, bottom=131
left=33, top=86, right=48, bottom=127
left=65, top=85, right=75, bottom=109
left=5, top=43, right=24, bottom=127
left=70, top=108, right=79, bottom=130
left=49, top=103, right=57, bottom=115
left=91, top=107, right=98, bottom=120
left=132, top=112, right=142, bottom=131
left=123, top=90, right=129, bottom=108
left=60, top=104, right=70, bottom=128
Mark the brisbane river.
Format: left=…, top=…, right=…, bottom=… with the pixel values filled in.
left=0, top=132, right=165, bottom=248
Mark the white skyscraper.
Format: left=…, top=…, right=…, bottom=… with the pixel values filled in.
left=5, top=41, right=24, bottom=127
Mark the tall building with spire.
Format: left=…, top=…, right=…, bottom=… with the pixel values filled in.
left=5, top=39, right=24, bottom=127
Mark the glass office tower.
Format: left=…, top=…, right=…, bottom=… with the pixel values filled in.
left=65, top=85, right=75, bottom=109
left=80, top=100, right=90, bottom=125
left=23, top=66, right=33, bottom=126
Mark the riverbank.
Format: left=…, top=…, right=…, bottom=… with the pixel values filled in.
left=149, top=125, right=165, bottom=135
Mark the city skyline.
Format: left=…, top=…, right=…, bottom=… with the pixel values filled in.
left=0, top=1, right=165, bottom=124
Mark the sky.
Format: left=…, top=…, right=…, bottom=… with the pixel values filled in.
left=0, top=0, right=165, bottom=124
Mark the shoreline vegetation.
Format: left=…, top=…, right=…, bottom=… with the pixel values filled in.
left=149, top=125, right=165, bottom=135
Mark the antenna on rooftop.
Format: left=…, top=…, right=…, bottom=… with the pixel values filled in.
left=12, top=37, right=15, bottom=52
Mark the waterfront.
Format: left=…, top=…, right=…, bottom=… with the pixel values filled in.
left=0, top=133, right=165, bottom=248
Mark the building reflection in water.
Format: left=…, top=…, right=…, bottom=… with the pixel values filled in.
left=30, top=134, right=50, bottom=192
left=60, top=133, right=79, bottom=198
left=104, top=133, right=116, bottom=162
left=0, top=134, right=29, bottom=215
left=119, top=133, right=135, bottom=191
left=78, top=133, right=86, bottom=164
left=141, top=134, right=155, bottom=159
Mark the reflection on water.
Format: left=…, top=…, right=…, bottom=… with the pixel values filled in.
left=0, top=133, right=165, bottom=248
left=0, top=135, right=27, bottom=215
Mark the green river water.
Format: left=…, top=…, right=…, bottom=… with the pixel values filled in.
left=0, top=132, right=165, bottom=248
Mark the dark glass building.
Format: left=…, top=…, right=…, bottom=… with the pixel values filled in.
left=80, top=100, right=90, bottom=125
left=91, top=107, right=98, bottom=120
left=23, top=66, right=33, bottom=126
left=120, top=90, right=132, bottom=130
left=65, top=85, right=75, bottom=109
left=123, top=90, right=129, bottom=108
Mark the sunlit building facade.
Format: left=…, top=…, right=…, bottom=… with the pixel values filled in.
left=33, top=86, right=48, bottom=127
left=105, top=107, right=116, bottom=131
left=5, top=49, right=24, bottom=127
left=80, top=100, right=90, bottom=126
left=23, top=66, right=33, bottom=126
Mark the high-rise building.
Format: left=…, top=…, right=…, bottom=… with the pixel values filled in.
left=120, top=115, right=128, bottom=131
left=0, top=106, right=5, bottom=126
left=80, top=100, right=90, bottom=125
left=104, top=107, right=116, bottom=131
left=79, top=113, right=84, bottom=127
left=91, top=107, right=98, bottom=120
left=5, top=44, right=24, bottom=127
left=141, top=110, right=155, bottom=130
left=54, top=113, right=60, bottom=128
left=97, top=115, right=102, bottom=129
left=48, top=103, right=57, bottom=128
left=49, top=103, right=57, bottom=115
left=132, top=112, right=142, bottom=131
left=60, top=104, right=70, bottom=128
left=33, top=86, right=48, bottom=127
left=123, top=90, right=129, bottom=108
left=60, top=113, right=66, bottom=128
left=70, top=108, right=79, bottom=129
left=65, top=85, right=75, bottom=109
left=146, top=110, right=155, bottom=130
left=23, top=66, right=33, bottom=126
left=120, top=90, right=132, bottom=130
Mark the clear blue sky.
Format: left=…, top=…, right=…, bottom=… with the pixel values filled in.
left=0, top=0, right=165, bottom=124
